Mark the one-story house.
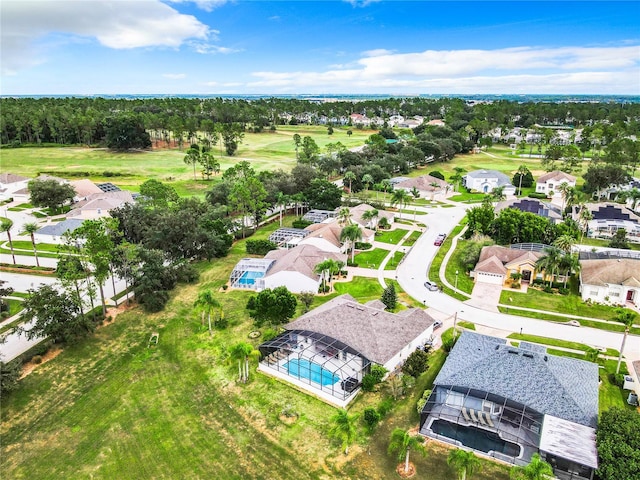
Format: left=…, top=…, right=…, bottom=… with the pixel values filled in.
left=393, top=175, right=452, bottom=199
left=463, top=170, right=516, bottom=196
left=67, top=191, right=134, bottom=220
left=0, top=173, right=30, bottom=200
left=535, top=171, right=577, bottom=198
left=70, top=179, right=104, bottom=200
left=349, top=203, right=395, bottom=230
left=420, top=331, right=599, bottom=479
left=259, top=294, right=436, bottom=406
left=495, top=198, right=563, bottom=224
left=472, top=245, right=545, bottom=286
left=301, top=221, right=374, bottom=254
left=260, top=244, right=347, bottom=293
left=572, top=203, right=640, bottom=242
left=579, top=257, right=640, bottom=308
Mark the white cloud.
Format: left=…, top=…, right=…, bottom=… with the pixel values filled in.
left=190, top=42, right=241, bottom=54
left=168, top=0, right=229, bottom=12
left=361, top=49, right=395, bottom=57
left=163, top=73, right=187, bottom=79
left=1, top=0, right=210, bottom=75
left=343, top=0, right=382, bottom=7
left=247, top=45, right=640, bottom=93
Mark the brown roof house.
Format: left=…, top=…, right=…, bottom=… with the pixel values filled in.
left=258, top=294, right=436, bottom=406
left=261, top=244, right=347, bottom=294
left=472, top=245, right=545, bottom=286
left=579, top=258, right=640, bottom=309
left=394, top=175, right=452, bottom=200
left=301, top=221, right=374, bottom=253
left=349, top=203, right=395, bottom=230
left=67, top=191, right=134, bottom=220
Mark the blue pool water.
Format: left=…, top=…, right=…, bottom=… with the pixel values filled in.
left=237, top=270, right=265, bottom=285
left=284, top=359, right=340, bottom=386
left=431, top=419, right=521, bottom=457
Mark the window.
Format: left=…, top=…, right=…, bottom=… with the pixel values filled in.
left=610, top=291, right=620, bottom=297
left=590, top=290, right=598, bottom=296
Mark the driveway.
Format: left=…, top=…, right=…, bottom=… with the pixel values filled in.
left=465, top=281, right=502, bottom=312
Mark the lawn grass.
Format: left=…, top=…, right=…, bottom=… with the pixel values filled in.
left=506, top=333, right=619, bottom=357
left=499, top=287, right=627, bottom=323
left=384, top=251, right=405, bottom=270
left=402, top=230, right=422, bottom=247
left=428, top=221, right=470, bottom=302
left=374, top=228, right=408, bottom=245
left=333, top=276, right=383, bottom=302
left=7, top=240, right=61, bottom=253
left=353, top=248, right=390, bottom=269
left=445, top=239, right=475, bottom=295
left=5, top=298, right=23, bottom=316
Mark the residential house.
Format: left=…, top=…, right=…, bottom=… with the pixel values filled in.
left=463, top=170, right=516, bottom=196
left=0, top=173, right=30, bottom=200
left=579, top=256, right=640, bottom=308
left=349, top=203, right=395, bottom=230
left=259, top=294, right=435, bottom=406
left=301, top=221, right=375, bottom=253
left=495, top=198, right=563, bottom=224
left=260, top=244, right=347, bottom=294
left=472, top=245, right=545, bottom=286
left=571, top=203, right=640, bottom=242
left=394, top=175, right=452, bottom=200
left=70, top=179, right=104, bottom=201
left=535, top=171, right=577, bottom=198
left=420, top=331, right=598, bottom=480
left=67, top=191, right=135, bottom=220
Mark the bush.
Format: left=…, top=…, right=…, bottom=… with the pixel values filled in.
left=361, top=374, right=377, bottom=392
left=401, top=349, right=429, bottom=378
left=262, top=328, right=278, bottom=342
left=558, top=287, right=569, bottom=295
left=417, top=389, right=432, bottom=414
left=234, top=228, right=255, bottom=240
left=354, top=242, right=372, bottom=250
left=174, top=263, right=200, bottom=283
left=31, top=355, right=43, bottom=364
left=543, top=285, right=553, bottom=294
left=377, top=397, right=394, bottom=417
left=528, top=192, right=548, bottom=199
left=369, top=364, right=388, bottom=383
left=292, top=218, right=313, bottom=229
left=428, top=171, right=445, bottom=180
left=246, top=239, right=278, bottom=256
left=363, top=407, right=381, bottom=432
left=609, top=373, right=625, bottom=388
left=214, top=316, right=228, bottom=329
left=138, top=289, right=169, bottom=313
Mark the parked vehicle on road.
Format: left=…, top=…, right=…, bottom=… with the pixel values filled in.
left=434, top=233, right=447, bottom=246
left=424, top=281, right=439, bottom=291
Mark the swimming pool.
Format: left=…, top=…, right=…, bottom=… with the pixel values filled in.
left=284, top=359, right=340, bottom=386
left=236, top=270, right=265, bottom=286
left=431, top=419, right=521, bottom=457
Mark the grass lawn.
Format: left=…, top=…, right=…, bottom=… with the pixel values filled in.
left=333, top=276, right=383, bottom=302
left=5, top=298, right=23, bottom=316
left=428, top=221, right=470, bottom=302
left=403, top=230, right=422, bottom=247
left=374, top=228, right=408, bottom=245
left=506, top=333, right=619, bottom=357
left=579, top=236, right=640, bottom=251
left=499, top=287, right=628, bottom=323
left=353, top=248, right=390, bottom=269
left=384, top=251, right=405, bottom=270
left=7, top=240, right=60, bottom=253
left=445, top=239, right=475, bottom=295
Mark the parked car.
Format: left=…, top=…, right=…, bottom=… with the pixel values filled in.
left=434, top=233, right=447, bottom=246
left=424, top=281, right=439, bottom=291
left=433, top=320, right=443, bottom=329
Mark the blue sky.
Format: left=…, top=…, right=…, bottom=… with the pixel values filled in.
left=1, top=1, right=639, bottom=95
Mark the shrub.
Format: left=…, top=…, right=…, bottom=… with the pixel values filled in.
left=262, top=328, right=279, bottom=342
left=354, top=242, right=372, bottom=250
left=417, top=389, right=432, bottom=414
left=361, top=374, right=377, bottom=392
left=246, top=239, right=278, bottom=256
left=369, top=364, right=388, bottom=383
left=292, top=218, right=312, bottom=229
left=528, top=192, right=548, bottom=199
left=174, top=263, right=199, bottom=283
left=32, top=355, right=43, bottom=364
left=377, top=397, right=394, bottom=417
left=378, top=217, right=390, bottom=229
left=543, top=285, right=553, bottom=294
left=401, top=349, right=429, bottom=378
left=609, top=373, right=625, bottom=387
left=214, top=316, right=228, bottom=329
left=428, top=170, right=445, bottom=180
left=558, top=287, right=569, bottom=295
left=363, top=407, right=381, bottom=432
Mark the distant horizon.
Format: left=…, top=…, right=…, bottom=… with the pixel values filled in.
left=2, top=1, right=638, bottom=96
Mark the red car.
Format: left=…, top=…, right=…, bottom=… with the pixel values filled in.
left=434, top=233, right=447, bottom=246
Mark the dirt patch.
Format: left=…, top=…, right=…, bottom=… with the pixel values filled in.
left=20, top=348, right=63, bottom=379
left=101, top=302, right=135, bottom=327
left=395, top=462, right=416, bottom=478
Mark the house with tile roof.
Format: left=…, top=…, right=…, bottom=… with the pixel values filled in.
left=348, top=203, right=395, bottom=230
left=67, top=191, right=135, bottom=220
left=301, top=221, right=374, bottom=253
left=579, top=257, right=640, bottom=308
left=535, top=171, right=577, bottom=198
left=258, top=294, right=435, bottom=406
left=472, top=245, right=545, bottom=286
left=463, top=170, right=516, bottom=196
left=420, top=331, right=598, bottom=479
left=393, top=174, right=452, bottom=199
left=261, top=244, right=346, bottom=294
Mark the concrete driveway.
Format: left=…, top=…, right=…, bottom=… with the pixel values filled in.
left=465, top=281, right=502, bottom=312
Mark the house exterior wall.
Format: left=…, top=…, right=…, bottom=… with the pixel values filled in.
left=536, top=179, right=576, bottom=197
left=382, top=325, right=435, bottom=373
left=580, top=283, right=639, bottom=308
left=475, top=271, right=504, bottom=285
left=263, top=271, right=319, bottom=294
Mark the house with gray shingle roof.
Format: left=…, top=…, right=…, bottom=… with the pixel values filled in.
left=420, top=331, right=598, bottom=479
left=258, top=294, right=435, bottom=406
left=579, top=257, right=640, bottom=309
left=463, top=169, right=516, bottom=196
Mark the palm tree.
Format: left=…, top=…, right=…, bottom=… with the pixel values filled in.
left=447, top=448, right=482, bottom=480
left=183, top=144, right=201, bottom=181
left=615, top=308, right=637, bottom=374
left=229, top=341, right=258, bottom=383
left=388, top=428, right=427, bottom=475
left=361, top=208, right=379, bottom=230
left=0, top=218, right=16, bottom=265
left=194, top=289, right=222, bottom=336
left=553, top=234, right=575, bottom=254
left=314, top=258, right=339, bottom=293
left=329, top=409, right=358, bottom=454
left=391, top=189, right=411, bottom=219
left=380, top=179, right=393, bottom=205
left=429, top=181, right=440, bottom=200
left=340, top=224, right=363, bottom=263
left=510, top=453, right=554, bottom=480
left=578, top=206, right=593, bottom=242
left=20, top=222, right=40, bottom=267
left=337, top=207, right=352, bottom=226
left=343, top=171, right=356, bottom=195
left=276, top=192, right=289, bottom=227
left=558, top=252, right=580, bottom=288
left=535, top=246, right=563, bottom=287
left=362, top=173, right=374, bottom=192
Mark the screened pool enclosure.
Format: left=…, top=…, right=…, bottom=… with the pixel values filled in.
left=229, top=258, right=275, bottom=290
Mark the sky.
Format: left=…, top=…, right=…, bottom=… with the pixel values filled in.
left=1, top=0, right=639, bottom=95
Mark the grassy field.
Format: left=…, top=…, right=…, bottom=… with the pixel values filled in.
left=353, top=248, right=389, bottom=269
left=384, top=251, right=405, bottom=270
left=374, top=228, right=408, bottom=245
left=2, top=126, right=375, bottom=198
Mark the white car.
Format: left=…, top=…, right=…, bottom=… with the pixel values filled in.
left=424, top=281, right=439, bottom=291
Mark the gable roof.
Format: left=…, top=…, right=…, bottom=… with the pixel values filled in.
left=303, top=221, right=373, bottom=248
left=264, top=244, right=346, bottom=281
left=465, top=170, right=513, bottom=187
left=434, top=331, right=599, bottom=427
left=578, top=202, right=640, bottom=223
left=36, top=218, right=85, bottom=237
left=477, top=245, right=544, bottom=268
left=495, top=198, right=562, bottom=220
left=285, top=294, right=435, bottom=365
left=70, top=179, right=104, bottom=197
left=537, top=171, right=576, bottom=184
left=349, top=203, right=394, bottom=226
left=579, top=258, right=640, bottom=287
left=474, top=255, right=507, bottom=275
left=0, top=173, right=30, bottom=184
left=394, top=175, right=449, bottom=192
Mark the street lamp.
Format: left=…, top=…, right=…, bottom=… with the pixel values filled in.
left=455, top=270, right=459, bottom=290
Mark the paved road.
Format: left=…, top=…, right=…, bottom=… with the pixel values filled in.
left=394, top=205, right=640, bottom=366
